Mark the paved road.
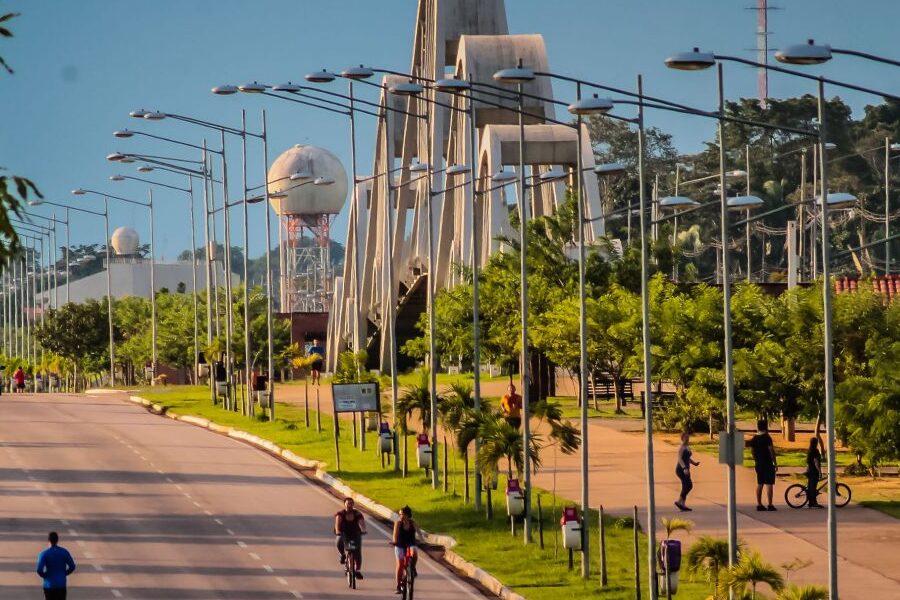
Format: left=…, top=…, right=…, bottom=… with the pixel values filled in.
left=0, top=393, right=486, bottom=599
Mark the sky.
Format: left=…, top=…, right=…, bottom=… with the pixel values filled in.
left=2, top=0, right=898, bottom=261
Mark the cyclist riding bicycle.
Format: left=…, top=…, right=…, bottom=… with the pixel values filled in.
left=335, top=497, right=367, bottom=580
left=392, top=505, right=418, bottom=594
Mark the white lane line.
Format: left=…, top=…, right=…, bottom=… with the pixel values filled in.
left=204, top=510, right=213, bottom=516
left=175, top=484, right=183, bottom=490
left=102, top=575, right=112, bottom=584
left=192, top=501, right=202, bottom=508
left=236, top=540, right=247, bottom=548
left=61, top=519, right=69, bottom=526
left=214, top=518, right=223, bottom=525
left=94, top=564, right=104, bottom=572
left=84, top=551, right=94, bottom=559
left=226, top=529, right=235, bottom=536
left=276, top=576, right=288, bottom=586
left=165, top=477, right=173, bottom=483
left=67, top=529, right=77, bottom=536
left=76, top=540, right=86, bottom=547
left=249, top=552, right=260, bottom=561
left=290, top=592, right=303, bottom=599
left=182, top=492, right=191, bottom=498
left=111, top=590, right=123, bottom=598
left=262, top=564, right=274, bottom=573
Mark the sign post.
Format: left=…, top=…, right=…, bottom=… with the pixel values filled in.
left=331, top=382, right=381, bottom=472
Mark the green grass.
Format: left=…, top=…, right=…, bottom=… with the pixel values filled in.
left=140, top=385, right=712, bottom=600
left=551, top=396, right=644, bottom=420
left=859, top=501, right=900, bottom=519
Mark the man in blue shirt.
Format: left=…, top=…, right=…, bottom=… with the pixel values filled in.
left=308, top=339, right=325, bottom=385
left=36, top=531, right=76, bottom=599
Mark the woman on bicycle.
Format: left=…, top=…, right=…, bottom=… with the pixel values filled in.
left=806, top=436, right=823, bottom=508
left=392, top=505, right=418, bottom=594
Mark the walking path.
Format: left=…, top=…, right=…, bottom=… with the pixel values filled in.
left=274, top=380, right=899, bottom=598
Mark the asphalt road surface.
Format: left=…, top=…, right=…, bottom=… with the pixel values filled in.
left=0, top=392, right=487, bottom=599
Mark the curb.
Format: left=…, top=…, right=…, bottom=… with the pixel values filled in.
left=125, top=394, right=526, bottom=600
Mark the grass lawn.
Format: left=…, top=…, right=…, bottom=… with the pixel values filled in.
left=551, top=396, right=644, bottom=421
left=140, top=385, right=712, bottom=600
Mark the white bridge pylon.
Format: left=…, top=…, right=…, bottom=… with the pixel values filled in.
left=326, top=0, right=605, bottom=371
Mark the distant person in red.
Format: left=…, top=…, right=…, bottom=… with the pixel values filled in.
left=13, top=367, right=26, bottom=393
left=308, top=339, right=325, bottom=385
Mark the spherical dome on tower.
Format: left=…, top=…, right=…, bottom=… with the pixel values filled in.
left=110, top=226, right=140, bottom=256
left=267, top=144, right=348, bottom=216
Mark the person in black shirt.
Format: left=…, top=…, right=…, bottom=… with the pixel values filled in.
left=748, top=420, right=778, bottom=511
left=806, top=436, right=823, bottom=508
left=334, top=498, right=367, bottom=579
left=674, top=431, right=700, bottom=512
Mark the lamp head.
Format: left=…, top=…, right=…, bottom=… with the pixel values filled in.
left=71, top=189, right=87, bottom=196
left=434, top=77, right=470, bottom=93
left=238, top=82, right=266, bottom=93
left=113, top=129, right=134, bottom=138
left=568, top=94, right=614, bottom=116
left=409, top=162, right=430, bottom=173
left=659, top=196, right=700, bottom=210
left=493, top=66, right=535, bottom=84
left=272, top=82, right=301, bottom=92
left=107, top=153, right=126, bottom=162
left=340, top=65, right=374, bottom=80
left=492, top=169, right=517, bottom=183
left=313, top=176, right=335, bottom=186
left=289, top=171, right=311, bottom=181
left=775, top=39, right=832, bottom=65
left=28, top=198, right=44, bottom=206
left=305, top=69, right=336, bottom=83
left=594, top=162, right=627, bottom=177
left=727, top=195, right=764, bottom=211
left=129, top=109, right=148, bottom=118
left=211, top=85, right=239, bottom=95
left=143, top=111, right=166, bottom=120
left=819, top=192, right=858, bottom=209
left=446, top=163, right=469, bottom=176
left=538, top=168, right=567, bottom=183
left=109, top=175, right=126, bottom=182
left=725, top=170, right=748, bottom=178
left=665, top=48, right=716, bottom=71
left=390, top=80, right=424, bottom=96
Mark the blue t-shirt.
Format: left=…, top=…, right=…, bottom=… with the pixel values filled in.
left=309, top=346, right=325, bottom=360
left=36, top=545, right=76, bottom=589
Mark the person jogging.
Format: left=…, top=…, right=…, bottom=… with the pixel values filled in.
left=308, top=339, right=325, bottom=385
left=674, top=431, right=700, bottom=511
left=36, top=531, right=76, bottom=599
left=500, top=384, right=523, bottom=429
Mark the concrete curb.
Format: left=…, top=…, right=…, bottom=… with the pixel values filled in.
left=126, top=394, right=525, bottom=600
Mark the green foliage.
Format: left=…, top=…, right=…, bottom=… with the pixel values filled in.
left=686, top=536, right=732, bottom=600
left=331, top=350, right=378, bottom=384
left=723, top=551, right=784, bottom=600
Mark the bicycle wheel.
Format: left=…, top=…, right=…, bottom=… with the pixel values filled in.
left=407, top=568, right=415, bottom=600
left=835, top=483, right=852, bottom=507
left=346, top=551, right=356, bottom=589
left=784, top=483, right=808, bottom=508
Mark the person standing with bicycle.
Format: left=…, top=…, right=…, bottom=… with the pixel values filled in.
left=805, top=436, right=824, bottom=508
left=335, top=498, right=367, bottom=580
left=392, top=506, right=418, bottom=595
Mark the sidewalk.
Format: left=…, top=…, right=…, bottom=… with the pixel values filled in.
left=274, top=381, right=899, bottom=598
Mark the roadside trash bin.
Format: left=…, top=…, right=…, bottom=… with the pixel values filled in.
left=658, top=539, right=682, bottom=595
left=506, top=478, right=524, bottom=516
left=561, top=506, right=582, bottom=550
left=378, top=422, right=393, bottom=454
left=416, top=433, right=432, bottom=468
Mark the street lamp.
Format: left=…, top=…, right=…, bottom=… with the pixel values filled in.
left=775, top=39, right=900, bottom=69
left=30, top=197, right=113, bottom=385
left=73, top=187, right=155, bottom=385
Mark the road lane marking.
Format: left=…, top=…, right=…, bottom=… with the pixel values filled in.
left=262, top=564, right=274, bottom=573
left=276, top=576, right=288, bottom=585
left=94, top=564, right=104, bottom=572
left=165, top=477, right=173, bottom=483
left=61, top=519, right=69, bottom=525
left=290, top=592, right=303, bottom=599
left=67, top=529, right=77, bottom=536
left=111, top=590, right=123, bottom=598
left=226, top=529, right=235, bottom=536
left=214, top=518, right=223, bottom=525
left=76, top=540, right=86, bottom=547
left=249, top=552, right=260, bottom=561
left=102, top=575, right=112, bottom=584
left=84, top=551, right=93, bottom=559
left=204, top=510, right=213, bottom=516
left=237, top=540, right=247, bottom=548
left=192, top=501, right=202, bottom=508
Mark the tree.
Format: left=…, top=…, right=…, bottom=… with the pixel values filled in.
left=396, top=368, right=440, bottom=477
left=35, top=300, right=110, bottom=382
left=686, top=536, right=732, bottom=600
left=723, top=551, right=784, bottom=600
left=438, top=381, right=474, bottom=497
left=775, top=585, right=828, bottom=600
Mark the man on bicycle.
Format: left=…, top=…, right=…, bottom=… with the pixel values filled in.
left=335, top=497, right=367, bottom=580
left=392, top=505, right=418, bottom=594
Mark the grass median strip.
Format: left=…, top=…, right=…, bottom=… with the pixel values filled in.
left=140, top=385, right=710, bottom=600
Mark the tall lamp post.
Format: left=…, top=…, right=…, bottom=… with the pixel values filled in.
left=72, top=188, right=154, bottom=382
left=28, top=198, right=113, bottom=384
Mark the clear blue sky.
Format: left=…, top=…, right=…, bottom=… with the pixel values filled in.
left=2, top=1, right=898, bottom=260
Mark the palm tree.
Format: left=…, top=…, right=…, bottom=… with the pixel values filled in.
left=686, top=536, right=731, bottom=600
left=661, top=516, right=694, bottom=539
left=397, top=368, right=438, bottom=477
left=475, top=410, right=539, bottom=484
left=775, top=585, right=828, bottom=600
left=723, top=551, right=784, bottom=600
left=530, top=398, right=581, bottom=455
left=439, top=382, right=474, bottom=497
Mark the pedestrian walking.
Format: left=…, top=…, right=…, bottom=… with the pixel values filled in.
left=749, top=420, right=778, bottom=511
left=674, top=431, right=700, bottom=511
left=36, top=531, right=76, bottom=599
left=13, top=367, right=26, bottom=393
left=500, top=383, right=523, bottom=429
left=806, top=436, right=823, bottom=508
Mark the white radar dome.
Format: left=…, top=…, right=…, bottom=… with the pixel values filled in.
left=111, top=226, right=140, bottom=255
left=267, top=144, right=348, bottom=216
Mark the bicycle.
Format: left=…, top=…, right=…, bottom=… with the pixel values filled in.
left=396, top=545, right=416, bottom=600
left=344, top=535, right=363, bottom=589
left=784, top=472, right=852, bottom=508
